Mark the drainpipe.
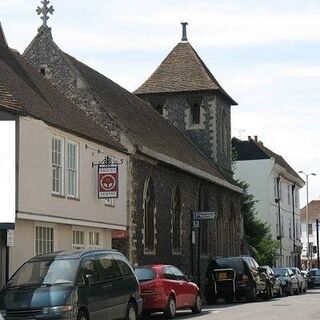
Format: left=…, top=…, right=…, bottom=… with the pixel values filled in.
left=292, top=183, right=296, bottom=266
left=276, top=176, right=282, bottom=263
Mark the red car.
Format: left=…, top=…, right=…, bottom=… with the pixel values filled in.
left=134, top=264, right=201, bottom=319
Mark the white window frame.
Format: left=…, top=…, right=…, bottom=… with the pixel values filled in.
left=72, top=227, right=103, bottom=250
left=52, top=136, right=64, bottom=195
left=72, top=228, right=85, bottom=250
left=66, top=140, right=79, bottom=198
left=34, top=222, right=57, bottom=256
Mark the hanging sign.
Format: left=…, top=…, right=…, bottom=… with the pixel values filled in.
left=98, top=165, right=119, bottom=199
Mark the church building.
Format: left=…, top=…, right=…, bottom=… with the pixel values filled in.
left=22, top=1, right=243, bottom=285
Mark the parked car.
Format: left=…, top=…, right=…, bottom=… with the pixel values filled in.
left=307, top=268, right=320, bottom=288
left=205, top=256, right=271, bottom=304
left=134, top=265, right=201, bottom=319
left=290, top=267, right=307, bottom=293
left=260, top=266, right=283, bottom=297
left=0, top=249, right=142, bottom=320
left=273, top=267, right=299, bottom=295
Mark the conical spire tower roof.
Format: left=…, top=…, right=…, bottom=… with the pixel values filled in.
left=135, top=41, right=237, bottom=105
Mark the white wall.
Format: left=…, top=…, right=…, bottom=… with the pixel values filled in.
left=18, top=117, right=128, bottom=228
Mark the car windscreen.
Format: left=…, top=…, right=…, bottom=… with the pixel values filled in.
left=273, top=268, right=288, bottom=277
left=134, top=267, right=156, bottom=282
left=209, top=258, right=243, bottom=272
left=310, top=269, right=320, bottom=276
left=6, top=259, right=79, bottom=288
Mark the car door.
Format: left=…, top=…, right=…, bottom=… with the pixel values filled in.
left=248, top=258, right=265, bottom=292
left=77, top=257, right=108, bottom=320
left=169, top=266, right=194, bottom=307
left=162, top=267, right=183, bottom=308
left=96, top=254, right=123, bottom=320
left=112, top=253, right=138, bottom=318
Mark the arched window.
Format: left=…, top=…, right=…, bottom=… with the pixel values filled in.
left=200, top=189, right=209, bottom=255
left=216, top=199, right=224, bottom=256
left=228, top=202, right=236, bottom=255
left=172, top=186, right=181, bottom=253
left=144, top=178, right=155, bottom=252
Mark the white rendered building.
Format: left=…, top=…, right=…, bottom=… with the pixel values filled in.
left=232, top=136, right=304, bottom=267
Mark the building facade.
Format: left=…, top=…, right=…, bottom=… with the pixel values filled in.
left=22, top=4, right=243, bottom=289
left=0, top=30, right=128, bottom=287
left=300, top=199, right=320, bottom=268
left=232, top=136, right=305, bottom=267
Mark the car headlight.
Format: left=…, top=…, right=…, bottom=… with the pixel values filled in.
left=42, top=305, right=73, bottom=314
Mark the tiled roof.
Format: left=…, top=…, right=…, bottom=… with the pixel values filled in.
left=301, top=200, right=320, bottom=222
left=134, top=42, right=237, bottom=105
left=0, top=84, right=22, bottom=112
left=0, top=23, right=8, bottom=47
left=64, top=53, right=231, bottom=184
left=0, top=45, right=125, bottom=152
left=232, top=137, right=304, bottom=183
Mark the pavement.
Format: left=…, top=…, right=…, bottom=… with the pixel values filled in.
left=146, top=288, right=320, bottom=320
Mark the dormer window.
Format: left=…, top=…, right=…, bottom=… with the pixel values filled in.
left=191, top=103, right=200, bottom=124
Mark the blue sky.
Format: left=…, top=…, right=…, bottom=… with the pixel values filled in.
left=1, top=0, right=320, bottom=206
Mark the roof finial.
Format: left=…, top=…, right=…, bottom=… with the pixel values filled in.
left=181, top=22, right=188, bottom=42
left=37, top=0, right=54, bottom=31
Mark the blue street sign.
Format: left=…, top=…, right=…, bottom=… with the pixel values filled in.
left=193, top=211, right=216, bottom=220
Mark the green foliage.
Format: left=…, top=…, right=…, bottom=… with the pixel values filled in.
left=238, top=180, right=280, bottom=266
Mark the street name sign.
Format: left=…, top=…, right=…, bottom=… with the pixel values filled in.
left=193, top=211, right=216, bottom=220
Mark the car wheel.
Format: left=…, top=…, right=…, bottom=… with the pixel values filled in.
left=77, top=311, right=88, bottom=320
left=141, top=311, right=151, bottom=318
left=164, top=296, right=176, bottom=319
left=247, top=285, right=257, bottom=302
left=125, top=302, right=137, bottom=320
left=288, top=284, right=294, bottom=296
left=205, top=295, right=217, bottom=304
left=278, top=286, right=283, bottom=297
left=191, top=294, right=202, bottom=314
left=224, top=295, right=233, bottom=304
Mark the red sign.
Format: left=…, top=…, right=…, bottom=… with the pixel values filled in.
left=112, top=229, right=129, bottom=239
left=98, top=165, right=118, bottom=198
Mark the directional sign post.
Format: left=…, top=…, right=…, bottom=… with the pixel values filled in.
left=193, top=211, right=216, bottom=220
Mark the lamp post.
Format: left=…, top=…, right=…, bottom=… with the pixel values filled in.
left=298, top=171, right=316, bottom=268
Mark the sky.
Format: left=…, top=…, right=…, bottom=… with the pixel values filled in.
left=1, top=0, right=320, bottom=207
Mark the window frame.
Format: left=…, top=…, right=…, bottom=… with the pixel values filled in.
left=172, top=186, right=182, bottom=255
left=66, top=140, right=79, bottom=198
left=143, top=178, right=156, bottom=254
left=51, top=136, right=64, bottom=196
left=34, top=222, right=56, bottom=256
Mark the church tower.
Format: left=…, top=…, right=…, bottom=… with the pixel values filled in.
left=135, top=23, right=237, bottom=179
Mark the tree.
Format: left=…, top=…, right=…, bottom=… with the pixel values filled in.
left=238, top=180, right=280, bottom=266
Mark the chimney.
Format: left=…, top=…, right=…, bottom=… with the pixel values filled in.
left=248, top=136, right=251, bottom=141
left=254, top=135, right=258, bottom=142
left=181, top=22, right=188, bottom=42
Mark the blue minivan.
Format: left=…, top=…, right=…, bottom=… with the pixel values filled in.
left=0, top=249, right=142, bottom=320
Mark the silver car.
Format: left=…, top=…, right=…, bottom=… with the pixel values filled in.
left=290, top=267, right=307, bottom=293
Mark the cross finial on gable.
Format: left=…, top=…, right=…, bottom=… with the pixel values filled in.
left=181, top=22, right=188, bottom=42
left=37, top=0, right=54, bottom=30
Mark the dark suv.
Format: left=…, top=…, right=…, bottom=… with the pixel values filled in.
left=0, top=249, right=142, bottom=320
left=205, top=256, right=271, bottom=304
